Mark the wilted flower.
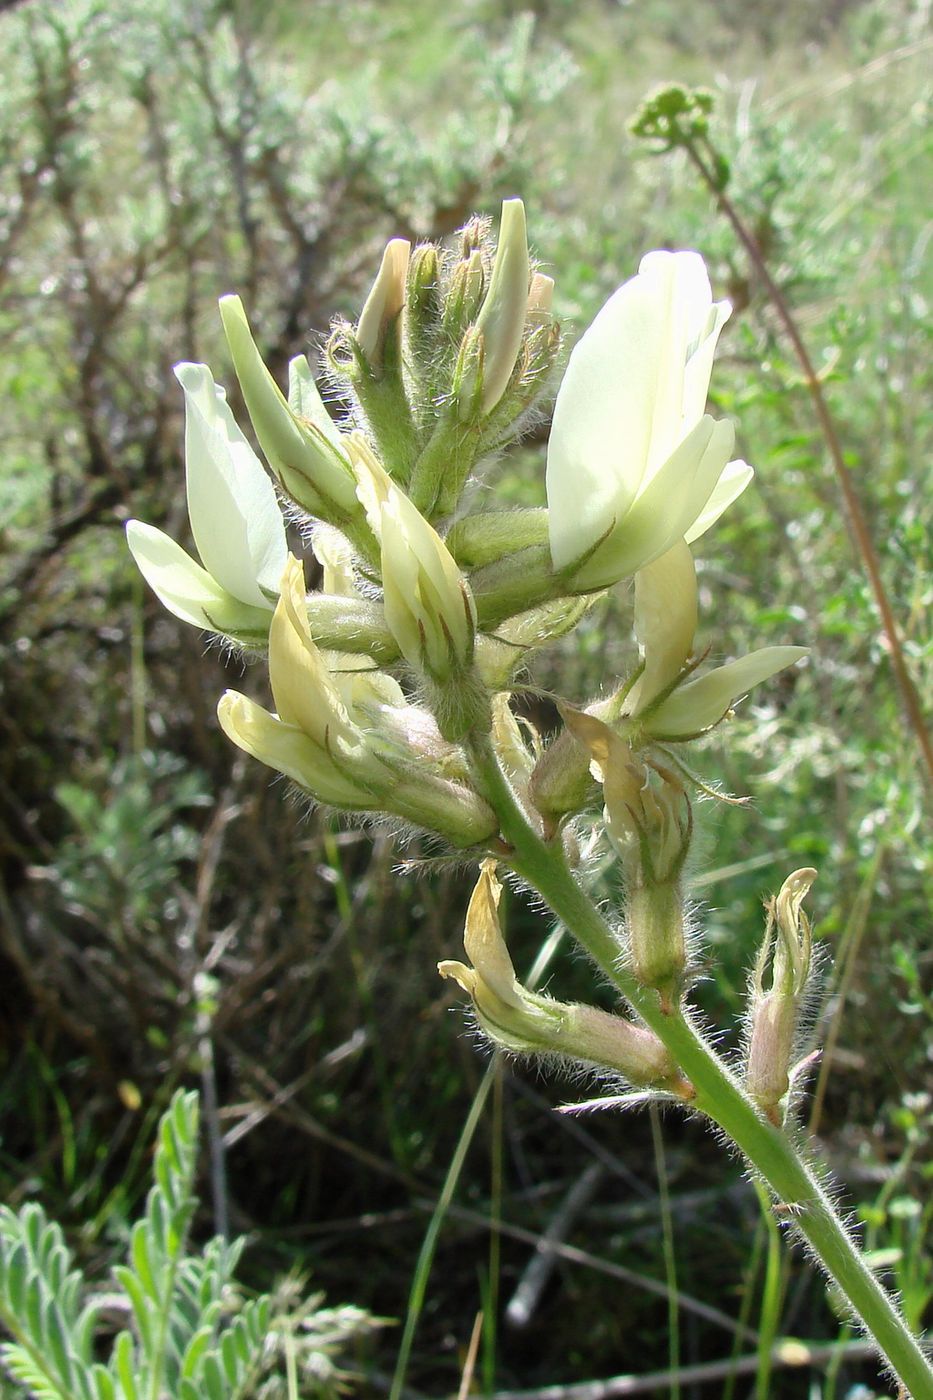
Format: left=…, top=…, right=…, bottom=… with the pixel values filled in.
left=546, top=250, right=753, bottom=591
left=439, top=863, right=681, bottom=1085
left=219, top=554, right=496, bottom=845
left=746, top=868, right=818, bottom=1123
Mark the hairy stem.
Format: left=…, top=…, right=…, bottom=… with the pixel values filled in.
left=468, top=734, right=933, bottom=1397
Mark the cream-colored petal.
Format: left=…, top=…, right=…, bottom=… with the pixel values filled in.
left=636, top=251, right=712, bottom=474
left=546, top=267, right=673, bottom=569
left=645, top=646, right=809, bottom=738
left=473, top=198, right=530, bottom=413
left=684, top=458, right=754, bottom=543
left=626, top=540, right=698, bottom=715
left=571, top=417, right=734, bottom=590
left=374, top=482, right=474, bottom=678
left=680, top=297, right=732, bottom=432
left=219, top=298, right=357, bottom=518
left=463, top=862, right=523, bottom=1010
left=287, top=353, right=343, bottom=446
left=356, top=239, right=411, bottom=362
left=216, top=691, right=372, bottom=807
left=268, top=556, right=355, bottom=748
left=126, top=520, right=271, bottom=638
left=175, top=362, right=287, bottom=605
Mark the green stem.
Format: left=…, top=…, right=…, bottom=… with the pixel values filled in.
left=467, top=734, right=933, bottom=1398
left=752, top=1178, right=784, bottom=1400
left=650, top=1103, right=681, bottom=1400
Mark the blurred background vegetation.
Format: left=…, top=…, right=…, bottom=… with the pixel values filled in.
left=0, top=0, right=930, bottom=1395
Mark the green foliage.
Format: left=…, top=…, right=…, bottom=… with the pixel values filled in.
left=0, top=1091, right=374, bottom=1399
left=48, top=753, right=211, bottom=938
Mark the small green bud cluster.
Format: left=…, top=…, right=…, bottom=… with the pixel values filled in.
left=324, top=199, right=560, bottom=520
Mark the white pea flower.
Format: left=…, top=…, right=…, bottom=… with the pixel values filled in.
left=126, top=362, right=287, bottom=639
left=546, top=250, right=753, bottom=591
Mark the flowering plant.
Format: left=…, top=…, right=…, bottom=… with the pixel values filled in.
left=127, top=203, right=931, bottom=1396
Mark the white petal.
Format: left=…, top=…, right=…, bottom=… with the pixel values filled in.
left=685, top=458, right=754, bottom=543
left=287, top=354, right=342, bottom=446
left=547, top=267, right=675, bottom=569
left=175, top=362, right=287, bottom=606
left=646, top=646, right=809, bottom=738
left=572, top=417, right=734, bottom=590
left=681, top=298, right=732, bottom=430
left=126, top=520, right=269, bottom=637
left=627, top=540, right=698, bottom=714
left=217, top=692, right=370, bottom=808
left=636, top=251, right=713, bottom=474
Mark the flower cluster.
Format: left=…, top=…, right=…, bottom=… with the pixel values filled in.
left=128, top=201, right=809, bottom=1105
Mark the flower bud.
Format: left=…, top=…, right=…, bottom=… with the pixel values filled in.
left=351, top=438, right=476, bottom=686
left=301, top=592, right=399, bottom=665
left=446, top=508, right=549, bottom=569
left=526, top=272, right=554, bottom=318
left=440, top=863, right=683, bottom=1087
left=450, top=324, right=486, bottom=422
left=388, top=771, right=499, bottom=848
left=474, top=595, right=590, bottom=689
left=403, top=243, right=442, bottom=377
left=355, top=238, right=411, bottom=373
left=456, top=199, right=530, bottom=418
left=218, top=296, right=359, bottom=519
left=746, top=868, right=817, bottom=1124
left=443, top=249, right=485, bottom=340
left=528, top=727, right=597, bottom=835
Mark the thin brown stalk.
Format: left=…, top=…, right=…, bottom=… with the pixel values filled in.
left=684, top=139, right=933, bottom=795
